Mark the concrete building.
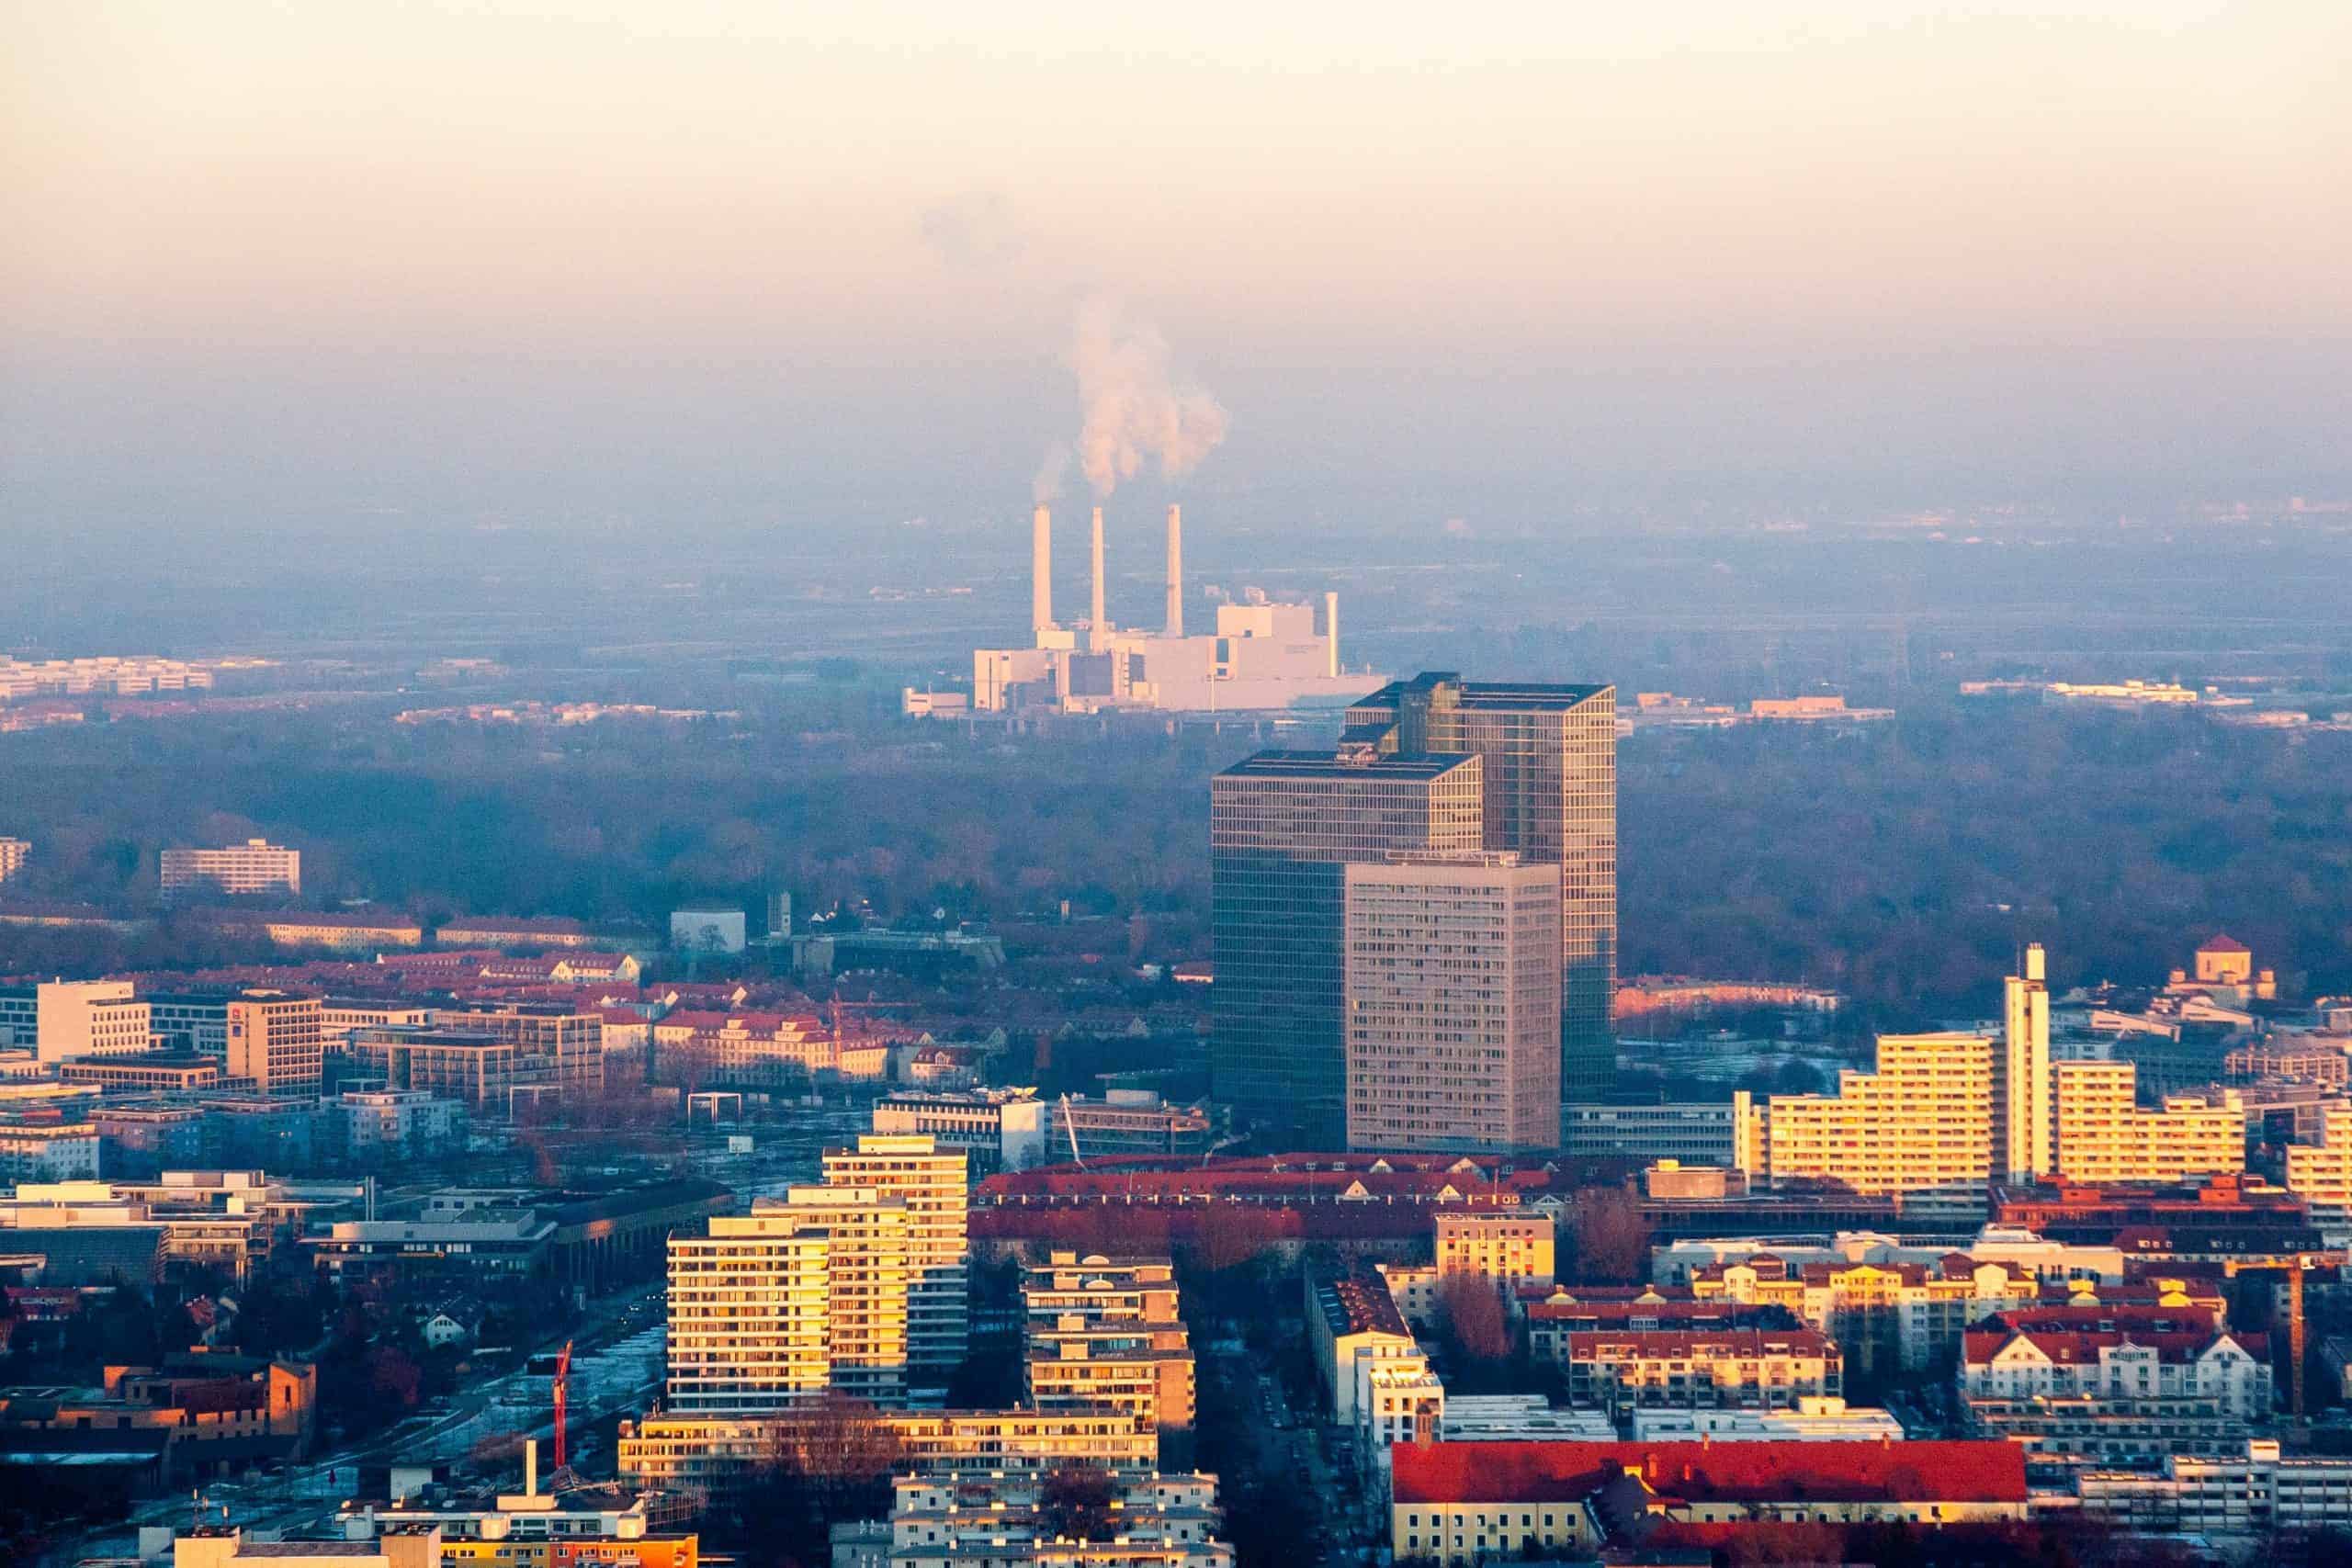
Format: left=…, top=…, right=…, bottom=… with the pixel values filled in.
left=1343, top=674, right=1620, bottom=1100
left=662, top=1211, right=832, bottom=1413
left=883, top=1467, right=1230, bottom=1568
left=617, top=1408, right=1158, bottom=1496
left=1960, top=1312, right=2272, bottom=1474
left=762, top=1185, right=913, bottom=1404
left=1435, top=1210, right=1555, bottom=1291
left=161, top=838, right=300, bottom=898
left=1561, top=1100, right=1742, bottom=1166
left=339, top=1090, right=468, bottom=1158
left=1387, top=1439, right=2028, bottom=1565
left=969, top=502, right=1377, bottom=719
left=2069, top=1439, right=2352, bottom=1535
left=37, top=979, right=153, bottom=1064
left=821, top=1134, right=968, bottom=1398
left=1750, top=1031, right=1996, bottom=1213
left=59, top=1051, right=222, bottom=1094
left=2285, top=1100, right=2352, bottom=1238
left=1343, top=852, right=1562, bottom=1153
left=1626, top=1396, right=1905, bottom=1442
left=0, top=836, right=28, bottom=883
left=2048, top=1062, right=2245, bottom=1182
left=1308, top=1269, right=1421, bottom=1422
left=1209, top=750, right=1486, bottom=1144
left=0, top=1122, right=103, bottom=1181
left=227, top=990, right=324, bottom=1095
left=1023, top=1252, right=1195, bottom=1431
left=1549, top=1328, right=1843, bottom=1411
left=173, top=1530, right=437, bottom=1568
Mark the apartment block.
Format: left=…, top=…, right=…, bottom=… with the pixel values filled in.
left=884, top=1468, right=1230, bottom=1568
left=1023, top=1252, right=1195, bottom=1430
left=2049, top=1062, right=2245, bottom=1183
left=663, top=1212, right=832, bottom=1413
left=1343, top=852, right=1562, bottom=1153
left=0, top=837, right=28, bottom=883
left=821, top=1134, right=968, bottom=1396
left=2285, top=1100, right=2352, bottom=1236
left=1752, top=1032, right=1995, bottom=1211
left=616, top=1408, right=1158, bottom=1496
left=1961, top=1312, right=2272, bottom=1474
left=1434, top=1211, right=1556, bottom=1290
left=161, top=838, right=300, bottom=898
left=1549, top=1328, right=1842, bottom=1411
left=762, top=1185, right=913, bottom=1404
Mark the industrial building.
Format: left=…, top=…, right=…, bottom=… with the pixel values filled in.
left=963, top=503, right=1382, bottom=715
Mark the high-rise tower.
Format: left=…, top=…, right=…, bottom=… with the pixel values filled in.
left=1996, top=942, right=2052, bottom=1183
left=1342, top=674, right=1619, bottom=1100
left=1208, top=750, right=1485, bottom=1145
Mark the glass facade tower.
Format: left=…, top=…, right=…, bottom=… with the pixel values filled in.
left=1208, top=750, right=1485, bottom=1145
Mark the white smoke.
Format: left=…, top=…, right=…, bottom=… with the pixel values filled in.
left=1062, top=296, right=1228, bottom=498
left=1032, top=441, right=1069, bottom=504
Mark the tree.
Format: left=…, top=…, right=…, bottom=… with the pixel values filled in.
left=1561, top=1186, right=1654, bottom=1285
left=1436, top=1274, right=1512, bottom=1364
left=1038, top=1466, right=1119, bottom=1540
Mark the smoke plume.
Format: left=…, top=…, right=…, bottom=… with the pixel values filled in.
left=1061, top=297, right=1228, bottom=498
left=1032, top=442, right=1069, bottom=504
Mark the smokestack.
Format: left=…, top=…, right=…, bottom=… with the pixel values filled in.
left=1091, top=506, right=1106, bottom=636
left=1325, top=592, right=1340, bottom=678
left=525, top=1438, right=537, bottom=1499
left=1165, top=504, right=1184, bottom=637
left=2027, top=942, right=2046, bottom=984
left=1032, top=504, right=1053, bottom=640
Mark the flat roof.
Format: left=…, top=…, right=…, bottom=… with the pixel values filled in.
left=1354, top=673, right=1611, bottom=710
left=1217, top=750, right=1476, bottom=781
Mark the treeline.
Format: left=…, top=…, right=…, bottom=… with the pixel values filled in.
left=3, top=693, right=2346, bottom=1012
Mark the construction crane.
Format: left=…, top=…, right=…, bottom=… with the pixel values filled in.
left=551, top=1339, right=573, bottom=1472
left=1060, top=1093, right=1084, bottom=1168
left=2220, top=1252, right=2331, bottom=1417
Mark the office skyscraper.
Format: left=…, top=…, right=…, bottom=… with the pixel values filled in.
left=1344, top=675, right=1619, bottom=1099
left=1343, top=850, right=1562, bottom=1152
left=1209, top=750, right=1485, bottom=1145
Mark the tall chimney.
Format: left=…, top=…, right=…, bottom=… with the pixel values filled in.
left=1325, top=591, right=1340, bottom=678
left=1032, top=504, right=1053, bottom=641
left=525, top=1438, right=537, bottom=1499
left=1091, top=506, right=1107, bottom=637
left=1165, top=503, right=1184, bottom=637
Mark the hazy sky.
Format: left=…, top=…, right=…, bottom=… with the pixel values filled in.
left=5, top=2, right=2348, bottom=536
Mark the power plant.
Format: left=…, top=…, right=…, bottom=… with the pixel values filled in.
left=963, top=502, right=1382, bottom=715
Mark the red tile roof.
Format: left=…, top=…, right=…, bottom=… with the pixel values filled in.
left=1389, top=1439, right=2028, bottom=1506
left=1962, top=1325, right=2266, bottom=1366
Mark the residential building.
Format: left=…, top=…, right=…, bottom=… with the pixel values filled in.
left=1023, top=1252, right=1194, bottom=1430
left=2069, top=1439, right=2352, bottom=1535
left=1209, top=749, right=1486, bottom=1144
left=36, top=979, right=153, bottom=1064
left=882, top=1468, right=1230, bottom=1568
left=433, top=1004, right=605, bottom=1102
left=1960, top=1311, right=2272, bottom=1473
left=1748, top=1032, right=1996, bottom=1214
left=821, top=1134, right=968, bottom=1396
left=1343, top=675, right=1620, bottom=1100
left=1387, top=1439, right=2028, bottom=1564
left=616, top=1407, right=1158, bottom=1496
left=161, top=838, right=300, bottom=898
left=763, top=1185, right=913, bottom=1404
left=0, top=836, right=28, bottom=883
left=2286, top=1100, right=2352, bottom=1237
left=212, top=910, right=424, bottom=952
left=339, top=1090, right=468, bottom=1158
left=1342, top=852, right=1562, bottom=1153
left=227, top=990, right=325, bottom=1095
left=1627, top=1397, right=1905, bottom=1442
left=1434, top=1211, right=1555, bottom=1290
left=2049, top=1062, right=2244, bottom=1182
left=0, top=1122, right=102, bottom=1181
left=1308, top=1269, right=1420, bottom=1421
left=1548, top=1328, right=1843, bottom=1411
left=662, top=1211, right=833, bottom=1413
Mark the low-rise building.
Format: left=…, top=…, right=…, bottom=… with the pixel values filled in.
left=1550, top=1328, right=1842, bottom=1411
left=339, top=1090, right=468, bottom=1158
left=1961, top=1311, right=2271, bottom=1474
left=883, top=1468, right=1230, bottom=1568
left=306, top=1208, right=557, bottom=1282
left=1307, top=1270, right=1419, bottom=1422
left=2068, top=1439, right=2352, bottom=1535
left=1561, top=1100, right=1745, bottom=1167
left=1387, top=1439, right=2030, bottom=1565
left=1626, top=1395, right=1905, bottom=1442
left=616, top=1408, right=1158, bottom=1496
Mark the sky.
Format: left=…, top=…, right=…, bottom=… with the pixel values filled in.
left=4, top=2, right=2349, bottom=540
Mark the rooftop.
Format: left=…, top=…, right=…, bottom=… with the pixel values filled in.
left=1389, top=1438, right=2026, bottom=1506
left=1352, top=673, right=1612, bottom=712
left=1216, top=750, right=1476, bottom=782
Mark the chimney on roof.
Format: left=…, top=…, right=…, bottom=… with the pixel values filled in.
left=1165, top=504, right=1184, bottom=637
left=1325, top=591, right=1340, bottom=678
